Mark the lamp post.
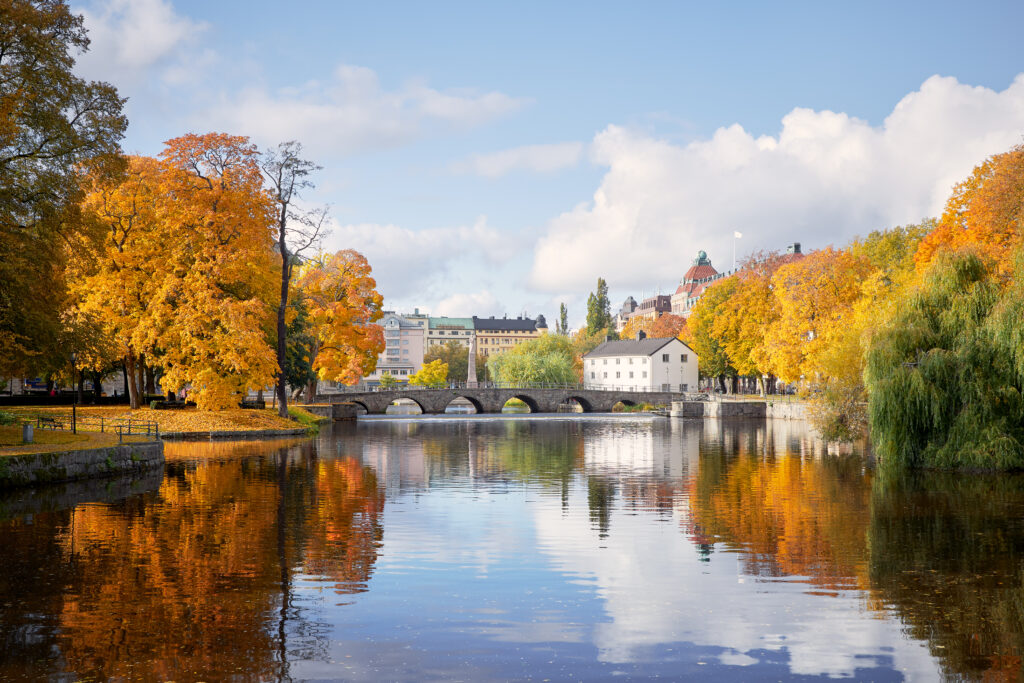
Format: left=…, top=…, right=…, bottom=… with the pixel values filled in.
left=69, top=352, right=77, bottom=434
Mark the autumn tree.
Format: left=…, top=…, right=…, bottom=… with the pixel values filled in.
left=261, top=141, right=328, bottom=417
left=294, top=250, right=385, bottom=400
left=649, top=313, right=687, bottom=339
left=687, top=277, right=739, bottom=392
left=408, top=359, right=448, bottom=388
left=764, top=247, right=873, bottom=385
left=71, top=156, right=164, bottom=408
left=916, top=144, right=1024, bottom=278
left=0, top=0, right=126, bottom=375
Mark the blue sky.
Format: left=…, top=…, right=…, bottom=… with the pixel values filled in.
left=73, top=1, right=1024, bottom=326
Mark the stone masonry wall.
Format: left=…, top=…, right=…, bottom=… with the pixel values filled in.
left=0, top=441, right=164, bottom=489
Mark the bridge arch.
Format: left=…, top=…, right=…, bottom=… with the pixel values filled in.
left=565, top=395, right=594, bottom=413
left=346, top=400, right=370, bottom=415
left=504, top=394, right=541, bottom=413
left=387, top=395, right=427, bottom=415
left=446, top=395, right=484, bottom=414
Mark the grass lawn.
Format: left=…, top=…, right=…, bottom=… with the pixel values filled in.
left=0, top=425, right=147, bottom=456
left=2, top=405, right=317, bottom=435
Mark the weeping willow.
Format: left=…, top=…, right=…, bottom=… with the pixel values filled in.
left=865, top=249, right=1024, bottom=471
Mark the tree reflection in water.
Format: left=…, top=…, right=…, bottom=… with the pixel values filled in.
left=0, top=438, right=385, bottom=681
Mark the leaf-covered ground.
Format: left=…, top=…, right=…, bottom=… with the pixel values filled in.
left=0, top=425, right=147, bottom=455
left=3, top=406, right=306, bottom=435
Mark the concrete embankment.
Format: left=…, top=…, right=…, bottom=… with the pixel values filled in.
left=670, top=400, right=809, bottom=419
left=0, top=441, right=164, bottom=489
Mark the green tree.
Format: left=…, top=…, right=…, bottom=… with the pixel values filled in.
left=378, top=372, right=398, bottom=388
left=556, top=303, right=569, bottom=335
left=865, top=249, right=1024, bottom=471
left=0, top=0, right=127, bottom=375
left=585, top=278, right=613, bottom=335
left=487, top=334, right=576, bottom=385
left=424, top=341, right=487, bottom=382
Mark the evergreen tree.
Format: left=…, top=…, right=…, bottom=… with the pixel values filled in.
left=557, top=303, right=569, bottom=335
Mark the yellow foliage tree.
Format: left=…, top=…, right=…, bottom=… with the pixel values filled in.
left=408, top=359, right=448, bottom=388
left=295, top=250, right=385, bottom=392
left=765, top=247, right=873, bottom=384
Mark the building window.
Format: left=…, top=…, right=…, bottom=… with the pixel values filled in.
left=603, top=372, right=607, bottom=379
left=681, top=384, right=688, bottom=391
left=616, top=358, right=620, bottom=365
left=642, top=371, right=647, bottom=378
left=616, top=371, right=620, bottom=378
left=590, top=372, right=595, bottom=379
left=662, top=353, right=669, bottom=362
left=629, top=371, right=634, bottom=379
left=629, top=358, right=633, bottom=364
left=642, top=357, right=648, bottom=364
left=681, top=354, right=687, bottom=362
left=603, top=359, right=607, bottom=365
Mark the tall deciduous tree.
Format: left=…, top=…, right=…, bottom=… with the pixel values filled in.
left=295, top=250, right=385, bottom=400
left=688, top=278, right=739, bottom=392
left=0, top=0, right=126, bottom=375
left=72, top=156, right=164, bottom=408
left=916, top=144, right=1024, bottom=278
left=424, top=341, right=486, bottom=382
left=409, top=359, right=447, bottom=388
left=260, top=141, right=327, bottom=417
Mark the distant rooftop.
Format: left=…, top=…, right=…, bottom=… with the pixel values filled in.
left=583, top=337, right=690, bottom=358
left=472, top=315, right=542, bottom=332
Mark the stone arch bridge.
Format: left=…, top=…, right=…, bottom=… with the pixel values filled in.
left=314, top=387, right=688, bottom=415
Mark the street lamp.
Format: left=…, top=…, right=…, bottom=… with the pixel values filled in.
left=69, top=352, right=77, bottom=434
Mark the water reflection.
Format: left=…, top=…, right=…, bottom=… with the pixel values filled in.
left=1, top=418, right=1023, bottom=680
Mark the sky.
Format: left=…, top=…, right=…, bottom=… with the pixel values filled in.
left=71, top=0, right=1024, bottom=327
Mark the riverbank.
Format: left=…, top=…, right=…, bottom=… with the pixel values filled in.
left=0, top=440, right=163, bottom=488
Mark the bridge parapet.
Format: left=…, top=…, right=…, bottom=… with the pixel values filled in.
left=314, top=386, right=694, bottom=415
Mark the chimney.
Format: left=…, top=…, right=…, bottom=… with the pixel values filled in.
left=636, top=330, right=646, bottom=341
left=605, top=334, right=613, bottom=342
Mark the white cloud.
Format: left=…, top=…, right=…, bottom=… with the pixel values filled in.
left=75, top=0, right=206, bottom=84
left=326, top=216, right=514, bottom=305
left=200, top=64, right=528, bottom=155
left=434, top=291, right=503, bottom=317
left=457, top=142, right=585, bottom=177
left=529, top=74, right=1024, bottom=293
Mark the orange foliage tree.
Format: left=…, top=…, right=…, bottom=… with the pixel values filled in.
left=72, top=156, right=164, bottom=408
left=73, top=134, right=280, bottom=410
left=295, top=249, right=385, bottom=399
left=916, top=144, right=1024, bottom=277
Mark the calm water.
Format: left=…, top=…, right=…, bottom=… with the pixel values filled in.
left=2, top=416, right=1024, bottom=681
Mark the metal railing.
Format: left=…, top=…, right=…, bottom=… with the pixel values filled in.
left=321, top=381, right=698, bottom=394
left=34, top=413, right=160, bottom=442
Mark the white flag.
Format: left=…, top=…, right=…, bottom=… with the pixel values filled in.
left=734, top=231, right=743, bottom=239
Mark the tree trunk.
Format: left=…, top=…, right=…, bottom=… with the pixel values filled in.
left=125, top=353, right=141, bottom=409
left=92, top=371, right=102, bottom=401
left=76, top=370, right=84, bottom=405
left=276, top=217, right=290, bottom=418
left=145, top=364, right=156, bottom=395
left=304, top=377, right=318, bottom=404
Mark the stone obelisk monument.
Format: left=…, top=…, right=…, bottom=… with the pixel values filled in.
left=467, top=334, right=478, bottom=388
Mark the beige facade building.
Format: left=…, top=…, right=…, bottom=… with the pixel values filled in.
left=473, top=315, right=547, bottom=357
left=362, top=312, right=426, bottom=385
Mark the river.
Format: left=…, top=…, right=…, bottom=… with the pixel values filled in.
left=1, top=415, right=1022, bottom=681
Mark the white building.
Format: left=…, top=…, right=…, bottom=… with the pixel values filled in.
left=582, top=334, right=699, bottom=393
